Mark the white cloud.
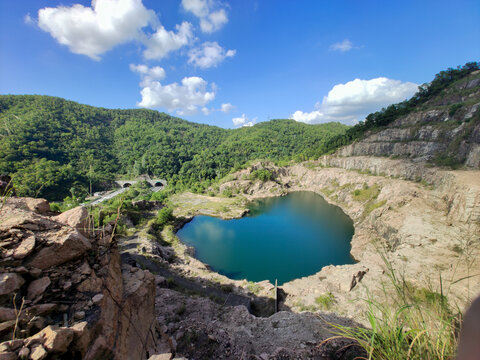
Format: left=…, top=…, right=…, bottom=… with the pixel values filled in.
left=221, top=103, right=234, bottom=113
left=143, top=22, right=194, bottom=60
left=198, top=103, right=234, bottom=116
left=232, top=114, right=247, bottom=126
left=132, top=64, right=215, bottom=114
left=24, top=13, right=34, bottom=25
left=182, top=0, right=209, bottom=17
left=188, top=42, right=235, bottom=68
left=201, top=107, right=212, bottom=115
left=232, top=114, right=256, bottom=127
left=290, top=110, right=325, bottom=124
left=38, top=0, right=155, bottom=60
left=200, top=9, right=228, bottom=33
left=291, top=77, right=418, bottom=124
left=130, top=64, right=166, bottom=87
left=182, top=0, right=228, bottom=33
left=330, top=39, right=353, bottom=52
left=37, top=0, right=194, bottom=61
left=177, top=105, right=202, bottom=116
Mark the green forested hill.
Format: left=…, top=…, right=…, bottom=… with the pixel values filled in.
left=0, top=95, right=348, bottom=200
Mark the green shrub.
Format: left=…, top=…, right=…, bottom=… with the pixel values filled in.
left=449, top=103, right=463, bottom=117
left=246, top=281, right=262, bottom=294
left=155, top=207, right=174, bottom=229
left=352, top=184, right=380, bottom=202
left=220, top=284, right=234, bottom=293
left=150, top=189, right=171, bottom=202
left=365, top=200, right=387, bottom=215
left=249, top=169, right=273, bottom=182
left=315, top=292, right=335, bottom=310
left=222, top=188, right=233, bottom=198
left=432, top=152, right=462, bottom=169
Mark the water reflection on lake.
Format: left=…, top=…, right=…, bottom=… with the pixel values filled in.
left=177, top=191, right=355, bottom=285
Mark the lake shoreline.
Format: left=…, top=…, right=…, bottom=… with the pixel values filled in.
left=175, top=192, right=355, bottom=285
left=165, top=160, right=480, bottom=323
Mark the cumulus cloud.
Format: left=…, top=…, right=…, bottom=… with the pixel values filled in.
left=37, top=0, right=195, bottom=61
left=291, top=77, right=418, bottom=124
left=330, top=39, right=354, bottom=52
left=143, top=22, right=194, bottom=60
left=131, top=64, right=215, bottom=115
left=188, top=42, right=235, bottom=68
left=221, top=103, right=234, bottom=113
left=130, top=63, right=166, bottom=86
left=38, top=0, right=155, bottom=60
left=200, top=9, right=228, bottom=33
left=182, top=0, right=209, bottom=17
left=232, top=114, right=256, bottom=127
left=182, top=0, right=228, bottom=33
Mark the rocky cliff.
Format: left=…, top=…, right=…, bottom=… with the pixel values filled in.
left=0, top=197, right=160, bottom=359
left=337, top=70, right=480, bottom=168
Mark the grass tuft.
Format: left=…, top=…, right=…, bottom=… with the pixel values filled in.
left=315, top=292, right=336, bottom=310
left=327, top=252, right=465, bottom=360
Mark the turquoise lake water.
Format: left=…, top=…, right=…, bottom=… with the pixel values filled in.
left=176, top=191, right=355, bottom=285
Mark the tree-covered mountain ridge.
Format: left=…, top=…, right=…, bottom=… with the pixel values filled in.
left=0, top=94, right=348, bottom=200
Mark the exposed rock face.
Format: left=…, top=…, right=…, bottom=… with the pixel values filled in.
left=3, top=197, right=51, bottom=215
left=12, top=235, right=35, bottom=260
left=28, top=230, right=92, bottom=269
left=335, top=71, right=480, bottom=169
left=0, top=202, right=160, bottom=359
left=27, top=277, right=51, bottom=300
left=337, top=103, right=480, bottom=166
left=153, top=287, right=360, bottom=359
left=53, top=206, right=90, bottom=235
left=0, top=273, right=24, bottom=297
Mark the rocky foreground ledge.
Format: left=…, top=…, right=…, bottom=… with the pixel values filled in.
left=0, top=197, right=163, bottom=359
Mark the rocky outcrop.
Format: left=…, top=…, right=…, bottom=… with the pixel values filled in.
left=337, top=102, right=480, bottom=167
left=324, top=155, right=450, bottom=184
left=333, top=71, right=480, bottom=169
left=0, top=199, right=160, bottom=359
left=53, top=206, right=90, bottom=236
left=153, top=287, right=361, bottom=359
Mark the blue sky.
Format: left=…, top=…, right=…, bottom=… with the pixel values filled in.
left=1, top=0, right=479, bottom=128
